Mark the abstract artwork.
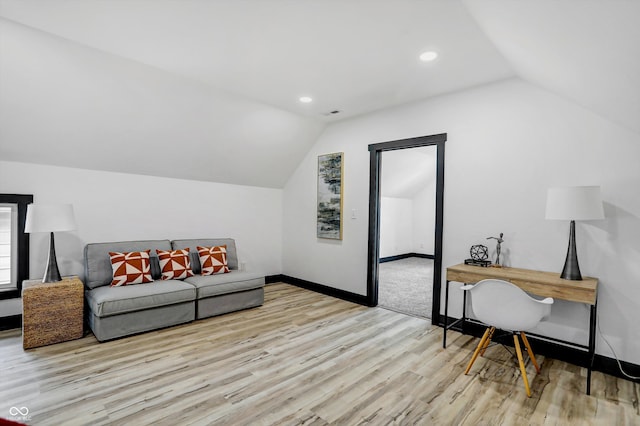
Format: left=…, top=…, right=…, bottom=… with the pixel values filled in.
left=317, top=152, right=344, bottom=239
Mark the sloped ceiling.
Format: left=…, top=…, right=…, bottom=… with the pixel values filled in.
left=382, top=147, right=436, bottom=199
left=463, top=0, right=640, bottom=134
left=0, top=17, right=325, bottom=188
left=0, top=0, right=513, bottom=121
left=0, top=1, right=638, bottom=188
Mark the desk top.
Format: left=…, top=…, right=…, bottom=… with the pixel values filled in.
left=446, top=264, right=598, bottom=305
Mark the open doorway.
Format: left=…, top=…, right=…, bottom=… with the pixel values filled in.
left=378, top=146, right=436, bottom=318
left=366, top=133, right=446, bottom=325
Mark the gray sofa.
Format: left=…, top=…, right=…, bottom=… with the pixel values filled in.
left=84, top=238, right=265, bottom=342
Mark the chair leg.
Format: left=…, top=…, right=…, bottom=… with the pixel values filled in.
left=520, top=331, right=541, bottom=373
left=480, top=326, right=495, bottom=356
left=465, top=327, right=491, bottom=375
left=513, top=333, right=532, bottom=397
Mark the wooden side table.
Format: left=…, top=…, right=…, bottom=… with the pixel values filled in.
left=22, top=276, right=84, bottom=349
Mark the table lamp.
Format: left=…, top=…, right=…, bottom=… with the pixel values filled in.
left=25, top=204, right=77, bottom=283
left=545, top=186, right=604, bottom=280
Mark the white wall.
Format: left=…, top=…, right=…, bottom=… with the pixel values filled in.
left=412, top=182, right=436, bottom=254
left=282, top=78, right=640, bottom=364
left=379, top=197, right=413, bottom=258
left=380, top=187, right=435, bottom=258
left=0, top=160, right=283, bottom=316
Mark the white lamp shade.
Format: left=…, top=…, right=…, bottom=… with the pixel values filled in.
left=545, top=186, right=605, bottom=221
left=25, top=204, right=77, bottom=233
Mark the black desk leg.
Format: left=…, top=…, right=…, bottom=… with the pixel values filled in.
left=462, top=287, right=467, bottom=333
left=587, top=301, right=597, bottom=395
left=443, top=280, right=450, bottom=348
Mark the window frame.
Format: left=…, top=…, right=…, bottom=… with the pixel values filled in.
left=0, top=194, right=33, bottom=300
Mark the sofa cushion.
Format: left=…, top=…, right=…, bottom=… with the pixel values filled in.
left=109, top=250, right=154, bottom=286
left=157, top=248, right=194, bottom=280
left=198, top=245, right=230, bottom=275
left=183, top=271, right=265, bottom=298
left=85, top=240, right=172, bottom=289
left=171, top=238, right=238, bottom=272
left=86, top=280, right=196, bottom=317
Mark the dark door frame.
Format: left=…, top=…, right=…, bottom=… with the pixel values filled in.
left=366, top=133, right=446, bottom=325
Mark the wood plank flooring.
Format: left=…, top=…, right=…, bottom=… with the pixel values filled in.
left=1, top=283, right=638, bottom=425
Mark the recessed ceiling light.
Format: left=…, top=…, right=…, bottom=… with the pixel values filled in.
left=419, top=51, right=438, bottom=62
left=299, top=96, right=313, bottom=103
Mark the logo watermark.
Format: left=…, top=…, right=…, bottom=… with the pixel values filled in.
left=9, top=406, right=31, bottom=422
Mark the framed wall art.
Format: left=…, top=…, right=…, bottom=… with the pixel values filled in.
left=317, top=152, right=344, bottom=240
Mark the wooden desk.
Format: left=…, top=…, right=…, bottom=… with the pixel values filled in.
left=443, top=264, right=598, bottom=395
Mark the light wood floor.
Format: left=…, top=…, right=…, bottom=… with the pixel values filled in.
left=1, top=283, right=638, bottom=425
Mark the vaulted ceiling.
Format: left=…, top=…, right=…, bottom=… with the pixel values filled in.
left=382, top=147, right=436, bottom=200
left=1, top=1, right=638, bottom=188
left=465, top=0, right=640, bottom=135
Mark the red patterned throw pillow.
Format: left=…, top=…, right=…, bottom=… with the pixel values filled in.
left=109, top=250, right=153, bottom=287
left=156, top=248, right=194, bottom=280
left=197, top=245, right=230, bottom=275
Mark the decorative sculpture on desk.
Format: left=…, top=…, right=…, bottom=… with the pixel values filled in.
left=464, top=245, right=491, bottom=267
left=487, top=233, right=504, bottom=267
left=470, top=245, right=489, bottom=261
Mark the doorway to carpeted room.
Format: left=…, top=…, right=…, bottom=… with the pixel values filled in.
left=378, top=257, right=434, bottom=319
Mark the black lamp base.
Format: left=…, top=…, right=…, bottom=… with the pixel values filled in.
left=560, top=220, right=582, bottom=281
left=42, top=232, right=62, bottom=283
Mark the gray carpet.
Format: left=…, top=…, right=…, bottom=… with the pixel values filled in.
left=378, top=257, right=434, bottom=319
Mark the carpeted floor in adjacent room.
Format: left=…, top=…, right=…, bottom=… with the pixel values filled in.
left=378, top=257, right=434, bottom=319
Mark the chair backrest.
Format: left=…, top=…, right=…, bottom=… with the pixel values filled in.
left=462, top=279, right=553, bottom=332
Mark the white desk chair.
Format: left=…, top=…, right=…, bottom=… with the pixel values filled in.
left=461, top=278, right=553, bottom=397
